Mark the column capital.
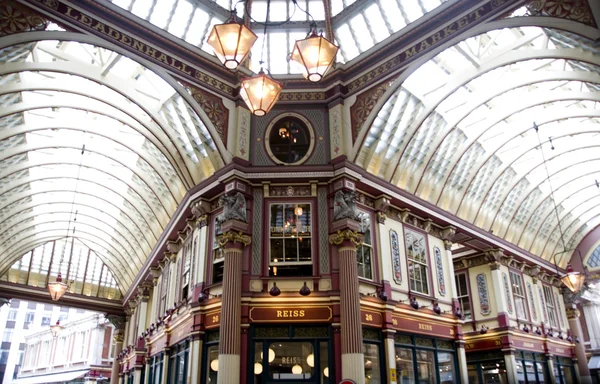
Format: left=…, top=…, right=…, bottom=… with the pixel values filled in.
left=329, top=229, right=363, bottom=246
left=113, top=329, right=125, bottom=343
left=443, top=240, right=452, bottom=251
left=107, top=315, right=127, bottom=330
left=566, top=307, right=581, bottom=319
left=441, top=225, right=456, bottom=241
left=218, top=230, right=251, bottom=248
left=196, top=214, right=208, bottom=228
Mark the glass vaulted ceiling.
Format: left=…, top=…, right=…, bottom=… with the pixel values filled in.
left=357, top=23, right=600, bottom=266
left=0, top=35, right=219, bottom=292
left=109, top=0, right=446, bottom=74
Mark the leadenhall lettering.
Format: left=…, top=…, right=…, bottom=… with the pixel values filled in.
left=63, top=5, right=193, bottom=76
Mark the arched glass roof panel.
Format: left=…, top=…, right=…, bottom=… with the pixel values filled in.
left=0, top=39, right=221, bottom=290
left=1, top=239, right=122, bottom=300
left=362, top=26, right=600, bottom=264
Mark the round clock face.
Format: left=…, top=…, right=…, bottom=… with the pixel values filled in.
left=266, top=115, right=314, bottom=165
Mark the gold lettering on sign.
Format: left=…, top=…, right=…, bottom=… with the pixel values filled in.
left=418, top=323, right=433, bottom=331
left=466, top=343, right=475, bottom=350
left=212, top=315, right=219, bottom=323
left=392, top=318, right=398, bottom=326
left=495, top=340, right=502, bottom=346
left=276, top=310, right=306, bottom=318
left=556, top=348, right=565, bottom=353
left=60, top=6, right=196, bottom=79
left=402, top=6, right=486, bottom=60
left=365, top=314, right=373, bottom=322
left=523, top=342, right=535, bottom=348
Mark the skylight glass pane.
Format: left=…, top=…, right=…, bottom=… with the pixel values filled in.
left=131, top=0, right=153, bottom=20
left=150, top=0, right=174, bottom=28
left=308, top=0, right=325, bottom=20
left=349, top=14, right=372, bottom=52
left=364, top=4, right=389, bottom=43
left=184, top=8, right=210, bottom=46
left=168, top=1, right=194, bottom=38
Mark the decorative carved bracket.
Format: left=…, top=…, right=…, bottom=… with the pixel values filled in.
left=328, top=229, right=364, bottom=246
left=217, top=231, right=251, bottom=247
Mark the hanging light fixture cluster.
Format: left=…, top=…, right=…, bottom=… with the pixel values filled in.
left=47, top=145, right=86, bottom=301
left=207, top=0, right=339, bottom=116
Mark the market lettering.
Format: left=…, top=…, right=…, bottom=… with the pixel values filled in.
left=62, top=5, right=193, bottom=76
left=276, top=310, right=305, bottom=318
left=418, top=323, right=433, bottom=331
left=403, top=6, right=486, bottom=59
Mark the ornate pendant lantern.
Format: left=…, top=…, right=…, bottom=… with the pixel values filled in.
left=240, top=70, right=282, bottom=116
left=290, top=24, right=339, bottom=82
left=207, top=11, right=257, bottom=70
left=560, top=264, right=585, bottom=293
left=50, top=320, right=64, bottom=337
left=47, top=272, right=68, bottom=301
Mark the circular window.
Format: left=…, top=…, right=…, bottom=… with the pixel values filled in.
left=266, top=114, right=314, bottom=165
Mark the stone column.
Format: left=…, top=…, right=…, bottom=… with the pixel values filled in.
left=216, top=222, right=251, bottom=384
left=187, top=334, right=203, bottom=384
left=110, top=329, right=124, bottom=384
left=455, top=341, right=469, bottom=384
left=567, top=306, right=592, bottom=384
left=503, top=350, right=519, bottom=384
left=383, top=330, right=396, bottom=383
left=546, top=354, right=558, bottom=384
left=329, top=223, right=365, bottom=384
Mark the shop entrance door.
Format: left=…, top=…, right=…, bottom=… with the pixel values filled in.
left=250, top=327, right=332, bottom=384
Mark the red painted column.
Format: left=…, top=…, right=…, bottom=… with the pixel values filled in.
left=329, top=225, right=365, bottom=384
left=217, top=223, right=251, bottom=384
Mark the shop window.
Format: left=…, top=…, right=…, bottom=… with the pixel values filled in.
left=552, top=356, right=575, bottom=384
left=454, top=272, right=472, bottom=320
left=515, top=351, right=549, bottom=384
left=509, top=271, right=528, bottom=321
left=252, top=326, right=331, bottom=383
left=543, top=286, right=558, bottom=328
left=2, top=330, right=13, bottom=343
left=466, top=351, right=507, bottom=384
left=357, top=212, right=373, bottom=280
left=395, top=334, right=457, bottom=384
left=148, top=353, right=163, bottom=384
left=404, top=227, right=430, bottom=295
left=212, top=215, right=224, bottom=283
left=204, top=332, right=220, bottom=383
left=266, top=115, right=314, bottom=165
left=269, top=203, right=312, bottom=277
left=169, top=341, right=189, bottom=384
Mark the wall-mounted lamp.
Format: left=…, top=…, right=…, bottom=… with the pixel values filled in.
left=480, top=325, right=488, bottom=335
left=454, top=306, right=463, bottom=319
left=198, top=290, right=221, bottom=303
left=547, top=328, right=554, bottom=337
left=269, top=282, right=281, bottom=296
left=535, top=327, right=542, bottom=335
left=432, top=302, right=441, bottom=315
left=575, top=336, right=580, bottom=343
left=410, top=296, right=419, bottom=310
left=557, top=332, right=564, bottom=340
left=567, top=335, right=573, bottom=343
left=365, top=287, right=387, bottom=301
left=299, top=282, right=311, bottom=296
left=522, top=324, right=529, bottom=333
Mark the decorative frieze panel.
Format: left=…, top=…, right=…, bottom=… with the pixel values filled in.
left=476, top=273, right=491, bottom=315
left=0, top=2, right=49, bottom=37
left=350, top=77, right=397, bottom=143
left=268, top=185, right=312, bottom=197
left=503, top=272, right=513, bottom=314
left=434, top=247, right=446, bottom=296
left=187, top=85, right=229, bottom=146
left=390, top=229, right=402, bottom=284
left=526, top=0, right=597, bottom=27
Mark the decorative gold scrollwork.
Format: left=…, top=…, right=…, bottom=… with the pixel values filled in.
left=328, top=229, right=364, bottom=246
left=217, top=231, right=251, bottom=247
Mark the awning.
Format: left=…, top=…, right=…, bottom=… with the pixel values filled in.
left=589, top=356, right=600, bottom=370
left=13, top=369, right=88, bottom=384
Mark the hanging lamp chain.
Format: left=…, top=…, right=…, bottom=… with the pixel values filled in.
left=59, top=144, right=86, bottom=267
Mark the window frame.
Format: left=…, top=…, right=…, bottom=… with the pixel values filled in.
left=265, top=199, right=315, bottom=277
left=509, top=270, right=529, bottom=321
left=356, top=209, right=375, bottom=281
left=403, top=225, right=433, bottom=296
left=180, top=238, right=193, bottom=301
left=454, top=270, right=473, bottom=321
left=542, top=285, right=559, bottom=329
left=209, top=211, right=224, bottom=285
